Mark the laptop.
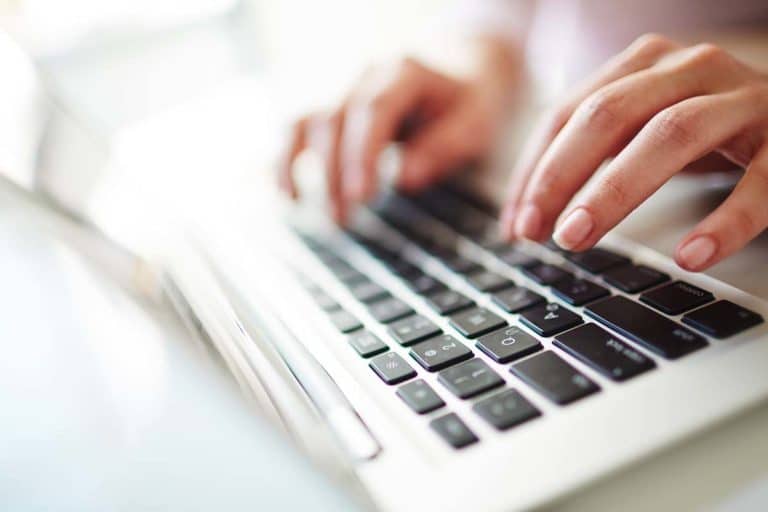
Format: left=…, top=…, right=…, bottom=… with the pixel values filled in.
left=9, top=14, right=768, bottom=511
left=170, top=159, right=768, bottom=511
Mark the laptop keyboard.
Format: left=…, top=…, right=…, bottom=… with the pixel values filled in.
left=292, top=186, right=764, bottom=449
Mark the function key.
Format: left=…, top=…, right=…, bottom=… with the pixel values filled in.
left=466, top=270, right=515, bottom=292
left=426, top=289, right=475, bottom=315
left=585, top=296, right=707, bottom=359
left=520, top=303, right=582, bottom=337
left=510, top=351, right=599, bottom=405
left=348, top=330, right=388, bottom=358
left=430, top=413, right=478, bottom=449
left=492, top=286, right=545, bottom=313
left=566, top=248, right=630, bottom=274
left=523, top=263, right=572, bottom=285
left=476, top=325, right=542, bottom=363
left=388, top=315, right=442, bottom=346
left=397, top=379, right=445, bottom=414
left=348, top=280, right=389, bottom=303
left=369, top=352, right=416, bottom=385
left=551, top=276, right=610, bottom=306
left=329, top=309, right=363, bottom=333
left=410, top=334, right=473, bottom=372
left=449, top=307, right=507, bottom=338
left=438, top=359, right=505, bottom=399
left=554, top=323, right=655, bottom=381
left=368, top=296, right=414, bottom=323
left=640, top=280, right=715, bottom=315
left=682, top=300, right=764, bottom=338
left=473, top=389, right=541, bottom=431
left=602, top=264, right=669, bottom=293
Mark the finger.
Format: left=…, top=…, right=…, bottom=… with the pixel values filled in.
left=397, top=103, right=491, bottom=192
left=552, top=87, right=768, bottom=252
left=500, top=33, right=680, bottom=238
left=308, top=111, right=347, bottom=224
left=514, top=53, right=716, bottom=242
left=278, top=116, right=310, bottom=199
left=341, top=59, right=458, bottom=203
left=675, top=144, right=768, bottom=271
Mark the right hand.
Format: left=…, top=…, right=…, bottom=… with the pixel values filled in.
left=278, top=57, right=511, bottom=223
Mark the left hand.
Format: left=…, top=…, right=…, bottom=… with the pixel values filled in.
left=500, top=34, right=768, bottom=272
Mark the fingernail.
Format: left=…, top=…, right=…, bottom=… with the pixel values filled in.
left=677, top=235, right=717, bottom=270
left=515, top=203, right=542, bottom=240
left=500, top=205, right=517, bottom=239
left=553, top=208, right=594, bottom=250
left=398, top=153, right=428, bottom=191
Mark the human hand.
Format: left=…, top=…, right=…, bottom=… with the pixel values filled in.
left=500, top=34, right=768, bottom=272
left=279, top=44, right=517, bottom=224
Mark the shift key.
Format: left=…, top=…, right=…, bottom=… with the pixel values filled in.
left=585, top=296, right=707, bottom=359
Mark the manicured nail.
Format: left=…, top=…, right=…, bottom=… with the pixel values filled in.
left=553, top=208, right=594, bottom=250
left=677, top=235, right=717, bottom=270
left=500, top=205, right=517, bottom=239
left=515, top=203, right=542, bottom=240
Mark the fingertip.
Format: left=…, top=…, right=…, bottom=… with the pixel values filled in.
left=499, top=205, right=518, bottom=241
left=514, top=203, right=543, bottom=241
left=675, top=234, right=718, bottom=272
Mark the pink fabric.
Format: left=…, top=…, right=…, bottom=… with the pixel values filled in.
left=445, top=0, right=768, bottom=96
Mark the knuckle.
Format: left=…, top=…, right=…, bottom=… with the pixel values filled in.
left=648, top=106, right=701, bottom=149
left=631, top=33, right=672, bottom=54
left=731, top=207, right=760, bottom=238
left=577, top=88, right=625, bottom=131
left=685, top=43, right=727, bottom=67
left=597, top=175, right=630, bottom=208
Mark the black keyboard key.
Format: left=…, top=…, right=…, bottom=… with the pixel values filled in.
left=327, top=261, right=366, bottom=283
left=494, top=247, right=539, bottom=268
left=585, top=296, right=707, bottom=359
left=492, top=286, right=545, bottom=313
left=640, top=281, right=715, bottom=315
left=602, top=264, right=669, bottom=293
left=368, top=296, right=414, bottom=323
left=466, top=270, right=515, bottom=292
left=388, top=315, right=442, bottom=346
left=397, top=379, right=445, bottom=414
left=430, top=413, right=478, bottom=449
left=348, top=330, right=388, bottom=358
left=510, top=351, right=599, bottom=405
left=682, top=300, right=764, bottom=338
left=349, top=280, right=389, bottom=303
left=438, top=252, right=482, bottom=274
left=310, top=290, right=341, bottom=312
left=426, top=289, right=474, bottom=315
left=329, top=309, right=363, bottom=333
left=450, top=307, right=507, bottom=339
left=405, top=272, right=445, bottom=295
left=473, top=389, right=541, bottom=430
left=520, top=303, right=582, bottom=337
left=386, top=258, right=421, bottom=278
left=551, top=276, right=610, bottom=306
left=438, top=359, right=504, bottom=398
left=566, top=248, right=630, bottom=274
left=476, top=325, right=542, bottom=363
left=410, top=334, right=473, bottom=371
left=554, top=323, right=656, bottom=381
left=523, top=263, right=572, bottom=285
left=369, top=352, right=417, bottom=384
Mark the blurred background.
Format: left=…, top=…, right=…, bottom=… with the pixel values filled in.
left=0, top=0, right=451, bottom=255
